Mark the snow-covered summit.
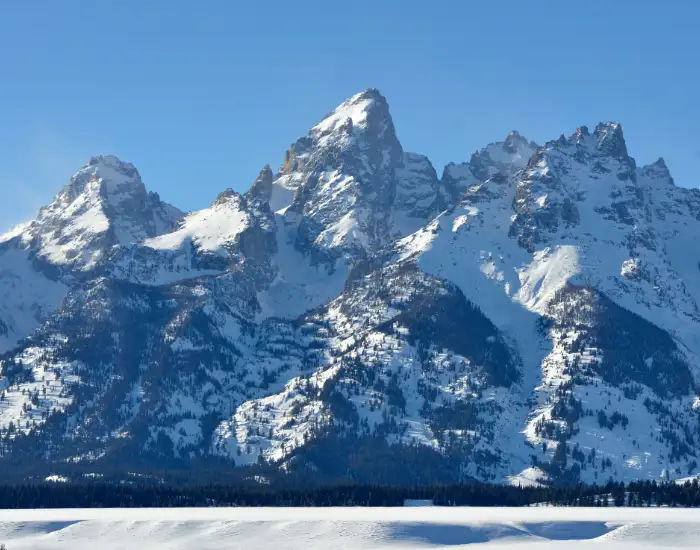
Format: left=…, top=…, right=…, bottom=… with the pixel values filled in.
left=6, top=155, right=183, bottom=272
left=640, top=156, right=674, bottom=183
left=145, top=191, right=250, bottom=255
left=63, top=154, right=142, bottom=200
left=144, top=186, right=275, bottom=262
left=310, top=88, right=399, bottom=151
left=261, top=89, right=443, bottom=261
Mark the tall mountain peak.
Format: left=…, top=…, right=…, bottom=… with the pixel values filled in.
left=88, top=153, right=135, bottom=169
left=312, top=89, right=388, bottom=131
left=60, top=154, right=144, bottom=204
left=309, top=88, right=401, bottom=156
left=269, top=89, right=427, bottom=261
left=12, top=155, right=182, bottom=271
left=536, top=122, right=635, bottom=181
left=574, top=125, right=590, bottom=139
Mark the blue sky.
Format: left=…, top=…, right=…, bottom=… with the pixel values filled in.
left=1, top=1, right=699, bottom=229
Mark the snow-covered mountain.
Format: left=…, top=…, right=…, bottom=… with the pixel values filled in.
left=271, top=90, right=446, bottom=262
left=0, top=155, right=182, bottom=353
left=0, top=90, right=699, bottom=486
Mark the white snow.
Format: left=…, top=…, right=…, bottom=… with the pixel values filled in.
left=0, top=221, right=32, bottom=243
left=43, top=475, right=69, bottom=483
left=3, top=155, right=182, bottom=274
left=32, top=187, right=111, bottom=268
left=0, top=345, right=79, bottom=435
left=0, top=247, right=67, bottom=353
left=145, top=196, right=249, bottom=255
left=312, top=91, right=375, bottom=136
left=515, top=245, right=580, bottom=313
left=386, top=125, right=700, bottom=482
left=2, top=95, right=700, bottom=487
left=269, top=173, right=301, bottom=213
left=508, top=467, right=547, bottom=487
left=256, top=213, right=348, bottom=320
left=0, top=507, right=698, bottom=549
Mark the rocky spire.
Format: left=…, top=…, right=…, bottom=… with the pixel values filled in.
left=247, top=164, right=274, bottom=202
left=593, top=122, right=630, bottom=161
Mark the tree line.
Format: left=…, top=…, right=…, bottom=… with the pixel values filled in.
left=0, top=479, right=698, bottom=508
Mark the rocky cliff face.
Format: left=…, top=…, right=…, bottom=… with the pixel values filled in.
left=271, top=90, right=445, bottom=263
left=0, top=90, right=698, bottom=486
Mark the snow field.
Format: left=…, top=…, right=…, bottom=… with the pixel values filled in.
left=0, top=507, right=699, bottom=549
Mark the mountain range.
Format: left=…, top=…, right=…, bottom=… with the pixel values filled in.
left=1, top=89, right=699, bottom=486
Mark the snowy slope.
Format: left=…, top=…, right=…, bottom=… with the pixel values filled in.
left=1, top=507, right=700, bottom=550
left=145, top=193, right=251, bottom=254
left=109, top=188, right=274, bottom=285
left=0, top=246, right=66, bottom=353
left=396, top=122, right=700, bottom=483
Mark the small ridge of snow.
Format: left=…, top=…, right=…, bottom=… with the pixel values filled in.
left=145, top=196, right=249, bottom=255
left=0, top=220, right=32, bottom=243
left=311, top=90, right=378, bottom=135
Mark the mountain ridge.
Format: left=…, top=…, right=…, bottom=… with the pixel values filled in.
left=0, top=89, right=698, bottom=487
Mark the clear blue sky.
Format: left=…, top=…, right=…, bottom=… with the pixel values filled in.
left=2, top=1, right=699, bottom=230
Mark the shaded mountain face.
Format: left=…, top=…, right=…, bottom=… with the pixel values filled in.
left=0, top=90, right=699, bottom=487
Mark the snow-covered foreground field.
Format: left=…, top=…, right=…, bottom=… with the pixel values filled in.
left=0, top=507, right=699, bottom=549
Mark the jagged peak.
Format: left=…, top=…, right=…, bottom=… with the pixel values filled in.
left=574, top=125, right=590, bottom=138
left=351, top=87, right=384, bottom=101
left=82, top=154, right=142, bottom=185
left=60, top=154, right=144, bottom=204
left=87, top=154, right=136, bottom=170
left=9, top=155, right=185, bottom=271
left=641, top=156, right=674, bottom=184
left=277, top=89, right=402, bottom=178
left=593, top=121, right=629, bottom=159
left=502, top=130, right=537, bottom=154
left=247, top=164, right=274, bottom=202
left=652, top=156, right=668, bottom=170
left=542, top=122, right=633, bottom=167
left=311, top=88, right=395, bottom=141
left=462, top=131, right=538, bottom=180
left=440, top=131, right=539, bottom=192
